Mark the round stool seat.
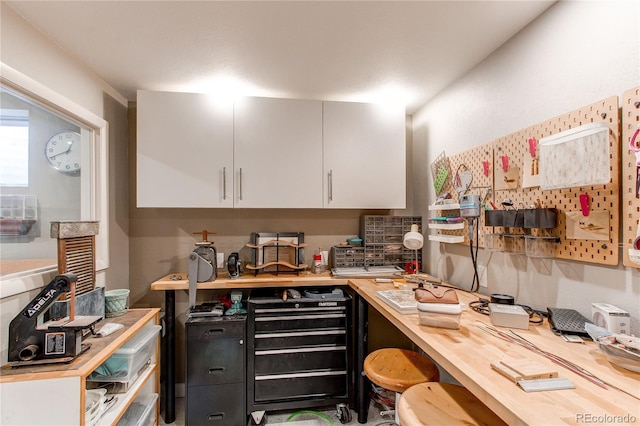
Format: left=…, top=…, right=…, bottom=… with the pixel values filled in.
left=364, top=348, right=440, bottom=393
left=398, top=382, right=507, bottom=426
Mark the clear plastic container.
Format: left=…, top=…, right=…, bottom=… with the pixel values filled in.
left=87, top=325, right=161, bottom=384
left=525, top=236, right=558, bottom=258
left=503, top=234, right=525, bottom=254
left=483, top=233, right=503, bottom=251
left=116, top=393, right=158, bottom=426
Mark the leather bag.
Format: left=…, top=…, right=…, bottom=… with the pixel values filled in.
left=414, top=286, right=459, bottom=304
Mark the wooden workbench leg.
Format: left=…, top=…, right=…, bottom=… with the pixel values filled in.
left=356, top=293, right=370, bottom=424
left=164, top=290, right=176, bottom=423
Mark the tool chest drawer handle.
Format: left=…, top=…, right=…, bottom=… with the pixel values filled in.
left=205, top=328, right=225, bottom=335
left=208, top=413, right=225, bottom=421
left=208, top=367, right=226, bottom=374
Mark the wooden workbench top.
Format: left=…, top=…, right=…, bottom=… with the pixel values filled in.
left=150, top=271, right=349, bottom=290
left=349, top=279, right=640, bottom=426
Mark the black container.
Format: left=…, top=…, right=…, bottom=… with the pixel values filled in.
left=484, top=210, right=504, bottom=227
left=523, top=208, right=558, bottom=229
left=504, top=210, right=525, bottom=228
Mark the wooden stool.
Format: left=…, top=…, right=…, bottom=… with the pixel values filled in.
left=364, top=348, right=440, bottom=424
left=398, top=382, right=507, bottom=426
left=364, top=348, right=440, bottom=393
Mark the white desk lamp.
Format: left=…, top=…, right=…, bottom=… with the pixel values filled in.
left=403, top=224, right=423, bottom=274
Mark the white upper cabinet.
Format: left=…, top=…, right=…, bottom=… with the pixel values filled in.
left=233, top=97, right=323, bottom=208
left=136, top=93, right=406, bottom=209
left=137, top=90, right=234, bottom=207
left=323, top=101, right=406, bottom=208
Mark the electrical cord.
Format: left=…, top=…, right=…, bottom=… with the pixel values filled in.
left=468, top=217, right=480, bottom=293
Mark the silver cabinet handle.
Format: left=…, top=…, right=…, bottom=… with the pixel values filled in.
left=328, top=170, right=333, bottom=203
left=222, top=167, right=227, bottom=200
left=239, top=168, right=243, bottom=201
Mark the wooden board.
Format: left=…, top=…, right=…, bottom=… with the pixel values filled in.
left=491, top=96, right=620, bottom=265
left=621, top=86, right=640, bottom=268
left=439, top=143, right=494, bottom=247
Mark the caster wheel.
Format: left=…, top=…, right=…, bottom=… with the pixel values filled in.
left=336, top=403, right=352, bottom=424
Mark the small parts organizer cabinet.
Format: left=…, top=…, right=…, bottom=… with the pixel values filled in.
left=247, top=289, right=353, bottom=419
left=185, top=315, right=247, bottom=426
left=0, top=308, right=160, bottom=426
left=427, top=203, right=465, bottom=243
left=360, top=215, right=423, bottom=267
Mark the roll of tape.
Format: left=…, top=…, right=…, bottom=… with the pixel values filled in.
left=490, top=293, right=515, bottom=305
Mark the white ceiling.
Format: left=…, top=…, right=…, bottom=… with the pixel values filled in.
left=6, top=1, right=555, bottom=114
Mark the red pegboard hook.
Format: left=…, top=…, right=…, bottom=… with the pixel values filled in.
left=482, top=160, right=490, bottom=177
left=528, top=137, right=537, bottom=158
left=579, top=193, right=590, bottom=217
left=501, top=155, right=509, bottom=172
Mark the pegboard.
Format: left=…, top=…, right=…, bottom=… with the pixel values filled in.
left=491, top=96, right=620, bottom=265
left=622, top=87, right=640, bottom=268
left=433, top=143, right=494, bottom=247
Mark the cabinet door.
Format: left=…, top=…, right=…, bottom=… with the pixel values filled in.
left=323, top=101, right=406, bottom=208
left=137, top=90, right=234, bottom=207
left=233, top=97, right=323, bottom=208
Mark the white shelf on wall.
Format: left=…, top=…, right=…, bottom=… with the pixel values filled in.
left=428, top=223, right=465, bottom=230
left=428, top=234, right=465, bottom=244
left=428, top=203, right=460, bottom=211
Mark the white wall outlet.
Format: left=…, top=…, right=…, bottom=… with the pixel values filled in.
left=478, top=265, right=488, bottom=287
left=217, top=252, right=225, bottom=268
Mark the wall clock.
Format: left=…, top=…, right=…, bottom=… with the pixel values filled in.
left=45, top=131, right=81, bottom=175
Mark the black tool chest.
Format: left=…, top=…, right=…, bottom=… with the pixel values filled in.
left=247, top=288, right=353, bottom=417
left=185, top=315, right=247, bottom=426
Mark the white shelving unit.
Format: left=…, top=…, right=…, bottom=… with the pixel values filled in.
left=0, top=309, right=160, bottom=426
left=427, top=203, right=465, bottom=244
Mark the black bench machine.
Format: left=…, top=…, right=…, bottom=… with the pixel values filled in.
left=8, top=273, right=102, bottom=366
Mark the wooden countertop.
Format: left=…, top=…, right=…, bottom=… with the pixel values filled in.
left=350, top=279, right=640, bottom=426
left=0, top=308, right=160, bottom=382
left=150, top=271, right=349, bottom=290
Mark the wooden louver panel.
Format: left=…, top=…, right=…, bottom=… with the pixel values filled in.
left=58, top=235, right=96, bottom=298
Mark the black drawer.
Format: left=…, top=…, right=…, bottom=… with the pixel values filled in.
left=187, top=320, right=245, bottom=341
left=254, top=372, right=347, bottom=402
left=254, top=314, right=346, bottom=333
left=187, top=337, right=245, bottom=386
left=186, top=382, right=246, bottom=426
left=254, top=346, right=346, bottom=375
left=254, top=328, right=346, bottom=350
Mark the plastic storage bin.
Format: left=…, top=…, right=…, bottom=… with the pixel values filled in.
left=116, top=393, right=158, bottom=426
left=504, top=210, right=524, bottom=228
left=503, top=234, right=525, bottom=254
left=523, top=208, right=557, bottom=229
left=483, top=233, right=503, bottom=251
left=525, top=236, right=558, bottom=258
left=88, top=325, right=161, bottom=384
left=484, top=210, right=504, bottom=227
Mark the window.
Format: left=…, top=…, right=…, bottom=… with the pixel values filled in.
left=0, top=66, right=108, bottom=299
left=0, top=109, right=29, bottom=187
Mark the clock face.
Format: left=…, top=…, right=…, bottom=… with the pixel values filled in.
left=45, top=131, right=81, bottom=175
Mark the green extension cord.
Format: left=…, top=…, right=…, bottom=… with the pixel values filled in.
left=286, top=410, right=334, bottom=423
